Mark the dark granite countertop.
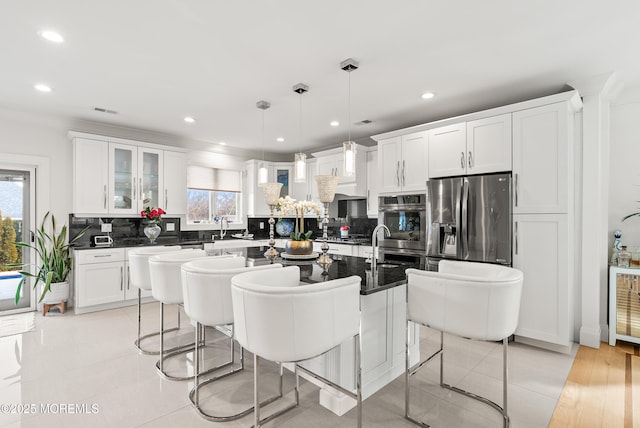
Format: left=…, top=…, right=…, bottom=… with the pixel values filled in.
left=242, top=246, right=413, bottom=295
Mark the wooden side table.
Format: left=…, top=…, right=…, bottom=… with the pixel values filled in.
left=43, top=301, right=66, bottom=316
left=609, top=265, right=640, bottom=346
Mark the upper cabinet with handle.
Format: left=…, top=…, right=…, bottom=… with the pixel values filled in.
left=71, top=132, right=187, bottom=216
left=108, top=143, right=163, bottom=215
left=428, top=113, right=512, bottom=178
left=512, top=103, right=571, bottom=214
left=312, top=145, right=367, bottom=196
left=378, top=131, right=428, bottom=194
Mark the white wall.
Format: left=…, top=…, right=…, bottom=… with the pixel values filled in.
left=609, top=85, right=640, bottom=251
left=0, top=108, right=72, bottom=223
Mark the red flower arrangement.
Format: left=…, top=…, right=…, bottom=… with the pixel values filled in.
left=141, top=206, right=166, bottom=222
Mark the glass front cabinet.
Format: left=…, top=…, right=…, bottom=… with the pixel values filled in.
left=108, top=143, right=163, bottom=214
left=609, top=266, right=640, bottom=346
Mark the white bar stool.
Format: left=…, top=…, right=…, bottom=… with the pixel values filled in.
left=148, top=248, right=208, bottom=381
left=128, top=246, right=183, bottom=355
left=231, top=265, right=363, bottom=428
left=181, top=257, right=283, bottom=421
left=405, top=261, right=523, bottom=428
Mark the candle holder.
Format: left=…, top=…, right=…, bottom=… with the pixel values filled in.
left=262, top=182, right=283, bottom=261
left=315, top=175, right=340, bottom=268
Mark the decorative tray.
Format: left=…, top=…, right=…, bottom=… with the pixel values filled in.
left=280, top=251, right=319, bottom=260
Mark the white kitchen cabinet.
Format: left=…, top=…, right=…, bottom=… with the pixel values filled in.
left=109, top=143, right=163, bottom=215
left=427, top=122, right=466, bottom=178
left=378, top=131, right=428, bottom=194
left=466, top=114, right=512, bottom=174
left=428, top=114, right=511, bottom=178
left=163, top=151, right=187, bottom=215
left=298, top=285, right=420, bottom=414
left=291, top=158, right=317, bottom=202
left=366, top=148, right=379, bottom=217
left=74, top=248, right=149, bottom=314
left=512, top=103, right=570, bottom=214
left=513, top=214, right=572, bottom=350
left=312, top=145, right=367, bottom=196
left=73, top=137, right=109, bottom=215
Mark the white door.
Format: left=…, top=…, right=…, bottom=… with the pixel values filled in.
left=366, top=149, right=379, bottom=216
left=378, top=137, right=402, bottom=193
left=428, top=122, right=467, bottom=178
left=138, top=148, right=163, bottom=211
left=76, top=261, right=125, bottom=307
left=109, top=143, right=138, bottom=215
left=73, top=138, right=109, bottom=215
left=513, top=213, right=571, bottom=346
left=466, top=113, right=512, bottom=175
left=512, top=103, right=569, bottom=214
left=163, top=151, right=187, bottom=215
left=400, top=131, right=428, bottom=192
left=0, top=167, right=35, bottom=313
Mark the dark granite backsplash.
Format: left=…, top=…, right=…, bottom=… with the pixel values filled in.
left=247, top=216, right=377, bottom=240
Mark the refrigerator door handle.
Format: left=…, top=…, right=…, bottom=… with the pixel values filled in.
left=461, top=178, right=469, bottom=259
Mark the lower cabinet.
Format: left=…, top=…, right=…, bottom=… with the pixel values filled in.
left=297, top=285, right=419, bottom=414
left=312, top=242, right=354, bottom=256
left=513, top=213, right=572, bottom=351
left=74, top=247, right=150, bottom=314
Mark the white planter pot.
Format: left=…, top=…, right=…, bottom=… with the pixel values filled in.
left=42, top=281, right=70, bottom=304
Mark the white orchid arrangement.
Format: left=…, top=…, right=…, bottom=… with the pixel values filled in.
left=276, top=196, right=323, bottom=241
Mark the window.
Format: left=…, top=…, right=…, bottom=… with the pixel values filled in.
left=186, top=166, right=243, bottom=226
left=187, top=189, right=240, bottom=224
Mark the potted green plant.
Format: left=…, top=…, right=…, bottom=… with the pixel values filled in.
left=10, top=212, right=88, bottom=308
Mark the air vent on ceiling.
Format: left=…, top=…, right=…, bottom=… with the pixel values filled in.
left=355, top=119, right=372, bottom=125
left=93, top=107, right=118, bottom=115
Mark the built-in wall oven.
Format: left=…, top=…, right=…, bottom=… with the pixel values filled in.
left=377, top=194, right=427, bottom=268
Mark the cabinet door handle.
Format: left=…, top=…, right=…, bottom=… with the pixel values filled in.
left=132, top=179, right=136, bottom=204
left=367, top=190, right=370, bottom=209
left=402, top=160, right=406, bottom=185
left=120, top=266, right=124, bottom=291
left=93, top=254, right=112, bottom=258
left=468, top=151, right=473, bottom=168
left=396, top=161, right=400, bottom=186
left=139, top=177, right=143, bottom=201
left=514, top=173, right=518, bottom=207
left=164, top=189, right=168, bottom=208
left=460, top=152, right=465, bottom=169
left=127, top=266, right=130, bottom=290
left=103, top=185, right=107, bottom=209
left=515, top=221, right=519, bottom=255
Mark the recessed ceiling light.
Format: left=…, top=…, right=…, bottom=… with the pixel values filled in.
left=421, top=92, right=435, bottom=100
left=330, top=121, right=340, bottom=127
left=184, top=116, right=195, bottom=123
left=219, top=141, right=226, bottom=146
left=34, top=84, right=52, bottom=92
left=276, top=137, right=284, bottom=142
left=40, top=30, right=64, bottom=43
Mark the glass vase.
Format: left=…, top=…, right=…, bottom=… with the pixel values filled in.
left=144, top=222, right=161, bottom=244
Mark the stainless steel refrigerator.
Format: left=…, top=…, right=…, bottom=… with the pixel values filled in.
left=426, top=173, right=511, bottom=270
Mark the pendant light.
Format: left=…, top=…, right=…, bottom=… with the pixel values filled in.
left=293, top=83, right=309, bottom=183
left=256, top=100, right=270, bottom=186
left=341, top=58, right=359, bottom=176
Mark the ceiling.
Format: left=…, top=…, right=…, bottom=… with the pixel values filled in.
left=2, top=1, right=640, bottom=159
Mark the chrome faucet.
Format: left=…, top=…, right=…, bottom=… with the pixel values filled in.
left=214, top=216, right=228, bottom=240
left=371, top=224, right=390, bottom=272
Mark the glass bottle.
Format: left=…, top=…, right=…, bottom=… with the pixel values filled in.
left=618, top=245, right=631, bottom=268
left=633, top=246, right=640, bottom=267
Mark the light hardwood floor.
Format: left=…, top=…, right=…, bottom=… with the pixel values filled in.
left=550, top=341, right=640, bottom=428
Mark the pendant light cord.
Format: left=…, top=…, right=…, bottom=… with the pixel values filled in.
left=299, top=91, right=303, bottom=153
left=348, top=70, right=351, bottom=142
left=262, top=108, right=265, bottom=162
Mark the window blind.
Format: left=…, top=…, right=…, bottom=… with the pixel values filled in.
left=187, top=166, right=241, bottom=192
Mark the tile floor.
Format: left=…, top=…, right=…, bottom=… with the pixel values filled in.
left=0, top=303, right=577, bottom=427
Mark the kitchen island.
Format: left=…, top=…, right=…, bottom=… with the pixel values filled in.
left=240, top=245, right=421, bottom=415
